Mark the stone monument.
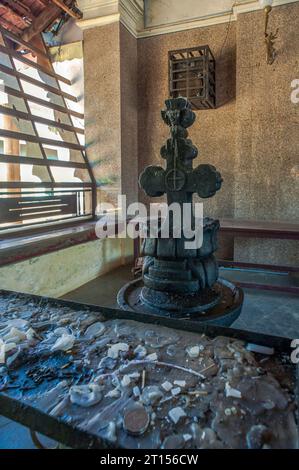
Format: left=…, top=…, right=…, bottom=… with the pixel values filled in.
left=118, top=97, right=243, bottom=326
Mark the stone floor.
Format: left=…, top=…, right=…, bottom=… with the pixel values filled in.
left=1, top=264, right=298, bottom=448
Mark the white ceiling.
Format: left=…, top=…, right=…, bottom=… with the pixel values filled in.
left=144, top=0, right=235, bottom=28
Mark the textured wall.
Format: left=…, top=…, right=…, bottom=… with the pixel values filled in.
left=84, top=22, right=121, bottom=207
left=0, top=237, right=133, bottom=298
left=234, top=3, right=299, bottom=265
left=137, top=3, right=299, bottom=265
left=120, top=24, right=139, bottom=207
left=84, top=23, right=139, bottom=209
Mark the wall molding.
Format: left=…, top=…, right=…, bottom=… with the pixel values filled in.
left=77, top=0, right=299, bottom=37
left=77, top=0, right=144, bottom=36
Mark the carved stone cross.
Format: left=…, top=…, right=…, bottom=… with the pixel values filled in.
left=139, top=97, right=222, bottom=207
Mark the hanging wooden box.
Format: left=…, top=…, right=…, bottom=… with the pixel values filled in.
left=169, top=45, right=216, bottom=110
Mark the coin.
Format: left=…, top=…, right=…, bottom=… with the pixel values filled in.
left=123, top=404, right=150, bottom=436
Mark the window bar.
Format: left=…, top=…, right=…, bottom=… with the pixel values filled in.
left=40, top=35, right=97, bottom=216
left=2, top=32, right=55, bottom=185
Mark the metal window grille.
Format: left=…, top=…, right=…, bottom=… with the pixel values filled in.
left=0, top=26, right=96, bottom=233
left=169, top=45, right=216, bottom=110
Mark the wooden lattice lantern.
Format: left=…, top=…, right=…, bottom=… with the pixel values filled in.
left=168, top=45, right=216, bottom=110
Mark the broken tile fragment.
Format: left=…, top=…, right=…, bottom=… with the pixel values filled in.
left=168, top=407, right=186, bottom=424
left=225, top=382, right=242, bottom=399
left=161, top=381, right=173, bottom=392
left=186, top=346, right=200, bottom=358
left=107, top=343, right=129, bottom=359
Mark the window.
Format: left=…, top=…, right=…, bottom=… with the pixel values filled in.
left=0, top=26, right=96, bottom=232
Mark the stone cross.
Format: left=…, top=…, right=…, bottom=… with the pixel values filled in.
left=139, top=97, right=222, bottom=207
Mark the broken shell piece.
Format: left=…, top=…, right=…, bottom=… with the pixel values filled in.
left=225, top=382, right=242, bottom=399
left=133, top=386, right=141, bottom=397
left=146, top=352, right=158, bottom=361
left=51, top=334, right=75, bottom=352
left=183, top=434, right=192, bottom=442
left=26, top=328, right=37, bottom=341
left=186, top=346, right=200, bottom=358
left=134, top=344, right=147, bottom=359
left=105, top=388, right=121, bottom=399
left=4, top=319, right=28, bottom=330
left=123, top=403, right=150, bottom=436
left=84, top=322, right=105, bottom=339
left=70, top=384, right=103, bottom=407
left=101, top=421, right=117, bottom=443
left=141, top=386, right=163, bottom=406
left=174, top=380, right=186, bottom=388
left=0, top=339, right=16, bottom=364
left=107, top=343, right=129, bottom=359
left=168, top=407, right=186, bottom=424
left=98, top=356, right=117, bottom=370
left=3, top=327, right=27, bottom=343
left=161, top=381, right=173, bottom=392
left=121, top=375, right=131, bottom=387
left=128, top=372, right=140, bottom=380
left=171, top=387, right=181, bottom=396
left=0, top=340, right=5, bottom=364
left=53, top=327, right=69, bottom=336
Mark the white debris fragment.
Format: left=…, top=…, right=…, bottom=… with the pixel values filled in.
left=128, top=372, right=140, bottom=380
left=26, top=328, right=36, bottom=341
left=186, top=346, right=200, bottom=358
left=174, top=380, right=186, bottom=388
left=51, top=333, right=75, bottom=352
left=105, top=388, right=121, bottom=399
left=146, top=352, right=158, bottom=361
left=69, top=384, right=103, bottom=407
left=6, top=319, right=28, bottom=329
left=225, top=382, right=242, bottom=399
left=246, top=343, right=274, bottom=356
left=168, top=407, right=186, bottom=424
left=54, top=327, right=69, bottom=336
left=3, top=327, right=27, bottom=343
left=161, top=381, right=173, bottom=392
left=183, top=434, right=192, bottom=442
left=134, top=344, right=147, bottom=359
left=105, top=421, right=117, bottom=443
left=107, top=343, right=129, bottom=359
left=133, top=386, right=141, bottom=397
left=121, top=375, right=131, bottom=387
left=0, top=339, right=5, bottom=364
left=224, top=408, right=232, bottom=416
left=84, top=322, right=105, bottom=339
left=171, top=387, right=181, bottom=396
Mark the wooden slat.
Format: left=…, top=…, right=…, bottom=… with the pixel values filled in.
left=0, top=61, right=78, bottom=103
left=0, top=17, right=23, bottom=36
left=1, top=42, right=72, bottom=86
left=0, top=182, right=93, bottom=188
left=0, top=128, right=85, bottom=151
left=0, top=25, right=48, bottom=60
left=0, top=194, right=78, bottom=223
left=0, top=105, right=84, bottom=135
left=3, top=86, right=84, bottom=120
left=0, top=154, right=87, bottom=170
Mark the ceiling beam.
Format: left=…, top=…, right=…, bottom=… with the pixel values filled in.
left=21, top=4, right=61, bottom=43
left=49, top=0, right=83, bottom=20
left=2, top=0, right=33, bottom=20
left=0, top=16, right=23, bottom=35
left=0, top=4, right=30, bottom=29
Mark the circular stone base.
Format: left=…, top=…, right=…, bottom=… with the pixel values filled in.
left=117, top=278, right=244, bottom=327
